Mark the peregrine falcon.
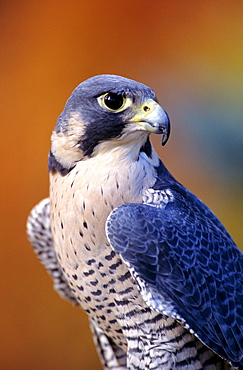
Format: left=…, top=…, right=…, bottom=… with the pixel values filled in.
left=27, top=75, right=243, bottom=370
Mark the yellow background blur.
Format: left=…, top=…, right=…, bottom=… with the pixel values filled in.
left=1, top=1, right=242, bottom=369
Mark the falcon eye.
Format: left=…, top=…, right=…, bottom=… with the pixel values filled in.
left=97, top=92, right=132, bottom=112
left=104, top=93, right=125, bottom=111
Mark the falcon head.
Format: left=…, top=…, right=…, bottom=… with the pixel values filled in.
left=49, top=74, right=170, bottom=174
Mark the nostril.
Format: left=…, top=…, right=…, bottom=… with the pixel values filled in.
left=143, top=106, right=150, bottom=112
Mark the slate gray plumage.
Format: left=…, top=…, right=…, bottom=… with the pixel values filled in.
left=27, top=75, right=243, bottom=370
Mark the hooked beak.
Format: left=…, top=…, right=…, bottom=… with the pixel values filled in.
left=129, top=99, right=170, bottom=146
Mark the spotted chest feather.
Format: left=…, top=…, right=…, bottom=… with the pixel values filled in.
left=49, top=153, right=158, bottom=348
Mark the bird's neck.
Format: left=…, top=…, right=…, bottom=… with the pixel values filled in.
left=49, top=140, right=160, bottom=262
left=50, top=138, right=160, bottom=207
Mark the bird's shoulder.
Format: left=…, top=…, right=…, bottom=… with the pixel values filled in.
left=106, top=160, right=243, bottom=367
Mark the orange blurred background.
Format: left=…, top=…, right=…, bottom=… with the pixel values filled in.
left=1, top=1, right=242, bottom=369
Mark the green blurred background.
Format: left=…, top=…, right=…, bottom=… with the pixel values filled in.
left=1, top=1, right=242, bottom=369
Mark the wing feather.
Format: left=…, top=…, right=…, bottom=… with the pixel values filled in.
left=106, top=188, right=243, bottom=368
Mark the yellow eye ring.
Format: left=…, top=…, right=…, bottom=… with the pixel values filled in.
left=97, top=92, right=132, bottom=112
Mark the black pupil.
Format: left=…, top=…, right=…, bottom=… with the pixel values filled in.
left=104, top=93, right=124, bottom=110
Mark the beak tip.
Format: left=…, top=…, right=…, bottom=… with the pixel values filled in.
left=161, top=112, right=170, bottom=146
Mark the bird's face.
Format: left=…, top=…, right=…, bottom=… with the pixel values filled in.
left=50, top=75, right=170, bottom=172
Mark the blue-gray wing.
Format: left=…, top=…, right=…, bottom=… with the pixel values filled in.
left=106, top=188, right=243, bottom=368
